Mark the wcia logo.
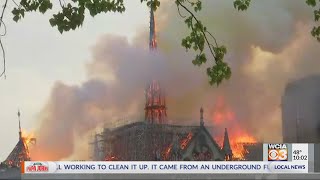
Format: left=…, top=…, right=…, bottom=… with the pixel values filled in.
left=268, top=144, right=288, bottom=161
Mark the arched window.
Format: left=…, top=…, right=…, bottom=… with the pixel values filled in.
left=192, top=145, right=213, bottom=161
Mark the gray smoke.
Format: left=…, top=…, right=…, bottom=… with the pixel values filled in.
left=157, top=0, right=320, bottom=139
left=31, top=0, right=320, bottom=160
left=30, top=34, right=207, bottom=160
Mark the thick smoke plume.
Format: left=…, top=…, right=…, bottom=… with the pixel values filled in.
left=30, top=35, right=206, bottom=160
left=31, top=0, right=320, bottom=160
left=158, top=0, right=320, bottom=139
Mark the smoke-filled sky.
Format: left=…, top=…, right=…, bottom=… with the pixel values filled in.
left=1, top=0, right=320, bottom=161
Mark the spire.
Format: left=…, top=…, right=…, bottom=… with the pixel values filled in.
left=145, top=80, right=167, bottom=124
left=149, top=2, right=157, bottom=50
left=223, top=128, right=232, bottom=161
left=145, top=2, right=167, bottom=124
left=200, top=107, right=204, bottom=126
left=3, top=109, right=35, bottom=167
left=17, top=109, right=22, bottom=139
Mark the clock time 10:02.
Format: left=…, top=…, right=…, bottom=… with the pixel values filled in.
left=292, top=150, right=308, bottom=160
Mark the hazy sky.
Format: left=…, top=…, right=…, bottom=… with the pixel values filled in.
left=0, top=0, right=149, bottom=161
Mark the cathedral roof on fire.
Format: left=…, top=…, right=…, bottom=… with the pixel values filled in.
left=166, top=122, right=226, bottom=161
left=102, top=108, right=231, bottom=161
left=181, top=126, right=223, bottom=154
left=4, top=138, right=30, bottom=167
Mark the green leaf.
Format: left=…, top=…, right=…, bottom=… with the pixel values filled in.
left=58, top=26, right=63, bottom=34
left=49, top=18, right=56, bottom=26
left=306, top=0, right=317, bottom=7
left=311, top=26, right=320, bottom=36
left=20, top=10, right=24, bottom=17
left=207, top=61, right=231, bottom=86
left=234, top=0, right=251, bottom=11
left=13, top=15, right=20, bottom=22
left=194, top=1, right=202, bottom=12
left=314, top=9, right=320, bottom=21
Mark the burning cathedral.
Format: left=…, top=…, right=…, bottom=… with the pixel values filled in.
left=90, top=8, right=234, bottom=162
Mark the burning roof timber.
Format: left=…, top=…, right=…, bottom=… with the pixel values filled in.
left=2, top=111, right=36, bottom=168
left=92, top=107, right=234, bottom=161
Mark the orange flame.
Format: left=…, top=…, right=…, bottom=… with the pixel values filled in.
left=212, top=97, right=235, bottom=125
left=105, top=155, right=119, bottom=161
left=215, top=130, right=257, bottom=160
left=212, top=96, right=257, bottom=160
left=180, top=133, right=193, bottom=150
left=21, top=129, right=36, bottom=146
left=162, top=133, right=193, bottom=160
left=162, top=144, right=172, bottom=160
left=14, top=129, right=36, bottom=162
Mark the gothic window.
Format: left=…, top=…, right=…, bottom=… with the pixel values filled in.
left=192, top=145, right=213, bottom=161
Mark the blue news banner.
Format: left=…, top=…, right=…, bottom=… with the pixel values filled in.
left=22, top=143, right=312, bottom=174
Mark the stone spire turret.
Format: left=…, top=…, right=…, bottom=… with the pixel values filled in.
left=223, top=128, right=233, bottom=161
left=200, top=107, right=204, bottom=127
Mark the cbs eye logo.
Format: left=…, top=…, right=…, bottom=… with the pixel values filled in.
left=268, top=144, right=288, bottom=161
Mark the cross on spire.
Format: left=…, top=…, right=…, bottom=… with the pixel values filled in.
left=18, top=109, right=22, bottom=139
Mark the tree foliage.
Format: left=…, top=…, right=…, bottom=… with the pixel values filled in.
left=175, top=0, right=230, bottom=85
left=12, top=0, right=126, bottom=33
left=0, top=0, right=319, bottom=85
left=305, top=0, right=320, bottom=41
left=233, top=0, right=251, bottom=11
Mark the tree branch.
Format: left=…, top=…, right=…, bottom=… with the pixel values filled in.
left=205, top=30, right=218, bottom=48
left=177, top=5, right=186, bottom=18
left=0, top=0, right=8, bottom=78
left=11, top=0, right=20, bottom=8
left=59, top=0, right=65, bottom=8
left=176, top=0, right=217, bottom=61
left=0, top=36, right=6, bottom=78
left=175, top=0, right=230, bottom=85
left=0, top=0, right=8, bottom=21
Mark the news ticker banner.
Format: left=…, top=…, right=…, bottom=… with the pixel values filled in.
left=21, top=143, right=316, bottom=174
left=21, top=161, right=308, bottom=174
